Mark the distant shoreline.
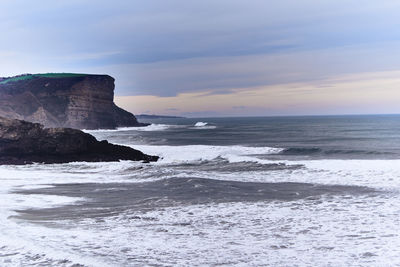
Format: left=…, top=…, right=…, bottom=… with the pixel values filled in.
left=162, top=114, right=400, bottom=120
left=136, top=114, right=186, bottom=119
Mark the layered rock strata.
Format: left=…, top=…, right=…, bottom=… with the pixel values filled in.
left=0, top=73, right=145, bottom=129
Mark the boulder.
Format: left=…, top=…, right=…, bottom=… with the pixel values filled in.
left=0, top=116, right=158, bottom=165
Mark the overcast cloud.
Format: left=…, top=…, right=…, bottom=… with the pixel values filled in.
left=1, top=1, right=400, bottom=115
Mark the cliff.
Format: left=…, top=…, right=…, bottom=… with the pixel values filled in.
left=0, top=73, right=146, bottom=129
left=0, top=116, right=158, bottom=164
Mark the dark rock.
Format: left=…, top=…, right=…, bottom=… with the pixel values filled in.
left=0, top=73, right=148, bottom=129
left=0, top=116, right=158, bottom=165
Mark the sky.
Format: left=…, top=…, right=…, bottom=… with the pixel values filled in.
left=1, top=0, right=400, bottom=117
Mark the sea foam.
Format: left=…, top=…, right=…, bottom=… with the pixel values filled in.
left=84, top=124, right=175, bottom=133
left=194, top=122, right=208, bottom=127
left=131, top=144, right=283, bottom=164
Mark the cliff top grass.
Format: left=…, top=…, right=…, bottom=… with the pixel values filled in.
left=0, top=73, right=90, bottom=85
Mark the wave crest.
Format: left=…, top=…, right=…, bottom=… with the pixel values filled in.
left=194, top=122, right=208, bottom=127
left=131, top=144, right=283, bottom=164
left=84, top=124, right=175, bottom=133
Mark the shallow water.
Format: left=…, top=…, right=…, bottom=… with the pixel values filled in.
left=2, top=115, right=400, bottom=266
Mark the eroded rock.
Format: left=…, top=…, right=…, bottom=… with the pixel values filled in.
left=0, top=73, right=147, bottom=129
left=0, top=116, right=158, bottom=165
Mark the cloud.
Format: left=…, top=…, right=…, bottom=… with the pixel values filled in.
left=115, top=70, right=400, bottom=117
left=95, top=41, right=400, bottom=96
left=2, top=1, right=400, bottom=115
left=2, top=0, right=400, bottom=67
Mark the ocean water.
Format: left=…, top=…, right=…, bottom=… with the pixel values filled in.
left=2, top=115, right=400, bottom=266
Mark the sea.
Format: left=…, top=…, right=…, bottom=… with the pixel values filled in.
left=1, top=115, right=400, bottom=266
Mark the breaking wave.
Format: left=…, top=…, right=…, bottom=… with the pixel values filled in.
left=131, top=144, right=283, bottom=164
left=84, top=124, right=177, bottom=133
left=191, top=121, right=216, bottom=129
left=194, top=122, right=208, bottom=127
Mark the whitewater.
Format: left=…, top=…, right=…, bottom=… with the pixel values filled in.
left=2, top=115, right=400, bottom=266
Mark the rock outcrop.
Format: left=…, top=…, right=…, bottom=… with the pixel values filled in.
left=0, top=116, right=158, bottom=165
left=0, top=73, right=146, bottom=129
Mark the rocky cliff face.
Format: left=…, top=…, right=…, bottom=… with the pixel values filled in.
left=0, top=74, right=145, bottom=129
left=0, top=116, right=158, bottom=164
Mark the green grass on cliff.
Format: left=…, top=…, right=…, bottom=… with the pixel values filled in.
left=0, top=74, right=35, bottom=84
left=0, top=73, right=89, bottom=84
